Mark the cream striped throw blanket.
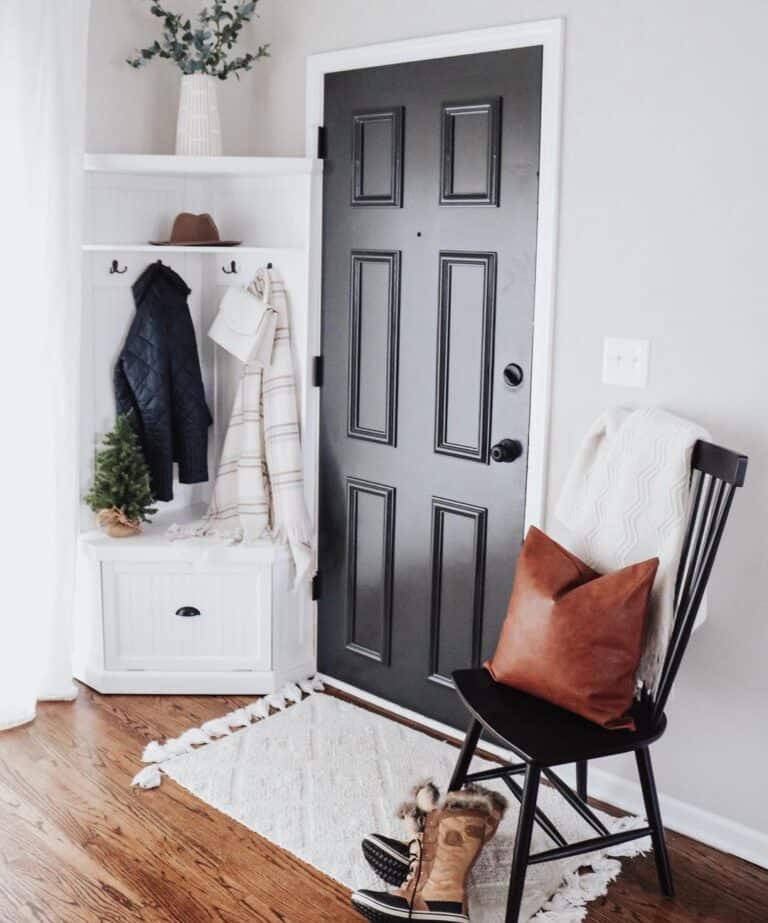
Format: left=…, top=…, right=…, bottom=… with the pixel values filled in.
left=555, top=406, right=710, bottom=693
left=170, top=268, right=314, bottom=584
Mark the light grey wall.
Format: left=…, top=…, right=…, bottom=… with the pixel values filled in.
left=87, top=0, right=274, bottom=154
left=86, top=0, right=768, bottom=833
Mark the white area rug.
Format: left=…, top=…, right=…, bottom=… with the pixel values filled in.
left=139, top=693, right=649, bottom=922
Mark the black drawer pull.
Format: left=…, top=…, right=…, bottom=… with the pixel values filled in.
left=175, top=606, right=201, bottom=618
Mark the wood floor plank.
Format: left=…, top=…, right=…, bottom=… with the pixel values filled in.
left=17, top=693, right=354, bottom=923
left=0, top=727, right=151, bottom=922
left=0, top=685, right=764, bottom=922
left=0, top=721, right=229, bottom=921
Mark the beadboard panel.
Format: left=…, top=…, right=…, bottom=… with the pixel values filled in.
left=86, top=173, right=190, bottom=246
left=210, top=175, right=312, bottom=249
left=84, top=172, right=313, bottom=250
left=103, top=561, right=272, bottom=672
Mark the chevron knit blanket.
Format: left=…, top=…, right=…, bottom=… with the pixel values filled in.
left=170, top=268, right=314, bottom=585
left=555, top=407, right=710, bottom=693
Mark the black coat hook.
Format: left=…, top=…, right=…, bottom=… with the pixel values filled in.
left=222, top=260, right=238, bottom=275
left=266, top=261, right=273, bottom=269
left=110, top=259, right=127, bottom=275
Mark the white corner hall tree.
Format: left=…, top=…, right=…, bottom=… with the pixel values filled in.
left=73, top=154, right=321, bottom=694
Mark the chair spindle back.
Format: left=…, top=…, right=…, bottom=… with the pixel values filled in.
left=650, top=440, right=747, bottom=725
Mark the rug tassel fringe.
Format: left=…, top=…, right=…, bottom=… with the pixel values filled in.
left=532, top=815, right=650, bottom=922
left=132, top=676, right=325, bottom=789
left=131, top=764, right=163, bottom=790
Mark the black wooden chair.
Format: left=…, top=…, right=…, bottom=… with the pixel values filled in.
left=447, top=440, right=747, bottom=922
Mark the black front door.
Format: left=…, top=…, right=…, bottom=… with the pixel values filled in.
left=318, top=47, right=543, bottom=728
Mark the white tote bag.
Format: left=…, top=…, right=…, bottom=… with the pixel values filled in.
left=208, top=284, right=278, bottom=364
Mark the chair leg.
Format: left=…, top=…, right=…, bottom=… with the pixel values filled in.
left=635, top=746, right=674, bottom=898
left=448, top=717, right=481, bottom=791
left=505, top=764, right=541, bottom=922
left=576, top=760, right=588, bottom=801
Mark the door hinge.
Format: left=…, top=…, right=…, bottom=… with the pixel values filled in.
left=311, top=571, right=321, bottom=601
left=317, top=125, right=327, bottom=160
left=312, top=354, right=324, bottom=387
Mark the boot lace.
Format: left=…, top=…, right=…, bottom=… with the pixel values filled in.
left=404, top=837, right=424, bottom=921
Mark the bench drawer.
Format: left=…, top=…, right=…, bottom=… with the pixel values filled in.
left=103, top=561, right=272, bottom=672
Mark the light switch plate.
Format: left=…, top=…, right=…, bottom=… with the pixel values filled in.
left=602, top=337, right=650, bottom=388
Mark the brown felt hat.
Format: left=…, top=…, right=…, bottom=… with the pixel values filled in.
left=150, top=212, right=241, bottom=247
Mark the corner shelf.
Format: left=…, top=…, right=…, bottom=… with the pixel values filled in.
left=82, top=244, right=305, bottom=256
left=75, top=151, right=318, bottom=694
left=84, top=153, right=321, bottom=178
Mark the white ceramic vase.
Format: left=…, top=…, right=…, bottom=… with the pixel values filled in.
left=175, top=74, right=223, bottom=156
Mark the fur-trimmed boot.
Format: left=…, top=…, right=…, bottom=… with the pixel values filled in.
left=352, top=785, right=507, bottom=922
left=362, top=781, right=440, bottom=887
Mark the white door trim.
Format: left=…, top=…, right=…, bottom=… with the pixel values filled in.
left=305, top=18, right=565, bottom=529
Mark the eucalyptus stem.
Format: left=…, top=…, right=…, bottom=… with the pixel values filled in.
left=127, top=0, right=269, bottom=79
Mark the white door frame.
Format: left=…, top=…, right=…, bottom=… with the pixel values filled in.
left=304, top=18, right=564, bottom=533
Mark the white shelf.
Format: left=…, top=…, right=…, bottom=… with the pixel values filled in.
left=82, top=243, right=305, bottom=255
left=84, top=153, right=321, bottom=178
left=80, top=504, right=290, bottom=563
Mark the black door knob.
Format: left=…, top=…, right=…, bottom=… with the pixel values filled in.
left=503, top=363, right=524, bottom=388
left=491, top=439, right=523, bottom=463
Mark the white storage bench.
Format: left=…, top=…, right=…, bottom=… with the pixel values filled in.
left=73, top=508, right=314, bottom=694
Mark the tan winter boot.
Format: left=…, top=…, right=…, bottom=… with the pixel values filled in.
left=361, top=780, right=441, bottom=887
left=352, top=785, right=507, bottom=922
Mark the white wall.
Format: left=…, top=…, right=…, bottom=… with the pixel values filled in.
left=86, top=0, right=768, bottom=838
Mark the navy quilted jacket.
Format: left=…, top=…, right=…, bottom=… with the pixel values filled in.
left=115, top=262, right=212, bottom=502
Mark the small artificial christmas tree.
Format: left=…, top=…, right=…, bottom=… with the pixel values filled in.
left=85, top=414, right=157, bottom=537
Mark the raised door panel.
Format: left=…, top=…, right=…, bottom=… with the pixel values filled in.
left=428, top=498, right=488, bottom=686
left=434, top=251, right=497, bottom=463
left=345, top=478, right=395, bottom=664
left=440, top=98, right=501, bottom=205
left=351, top=107, right=404, bottom=206
left=348, top=250, right=401, bottom=444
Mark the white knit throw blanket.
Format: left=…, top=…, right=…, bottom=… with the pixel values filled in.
left=555, top=407, right=710, bottom=693
left=170, top=269, right=314, bottom=584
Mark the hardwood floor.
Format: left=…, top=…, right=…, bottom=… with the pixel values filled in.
left=0, top=686, right=765, bottom=922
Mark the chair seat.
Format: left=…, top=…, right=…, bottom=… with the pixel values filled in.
left=452, top=668, right=666, bottom=767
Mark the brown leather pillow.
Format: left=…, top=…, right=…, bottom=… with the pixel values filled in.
left=485, top=527, right=659, bottom=730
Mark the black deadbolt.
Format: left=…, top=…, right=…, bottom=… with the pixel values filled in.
left=503, top=363, right=524, bottom=388
left=175, top=606, right=201, bottom=618
left=491, top=439, right=523, bottom=463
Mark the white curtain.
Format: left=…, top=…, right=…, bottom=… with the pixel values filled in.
left=0, top=2, right=91, bottom=729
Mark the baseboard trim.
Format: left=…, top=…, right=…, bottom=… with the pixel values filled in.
left=319, top=674, right=768, bottom=870
left=580, top=763, right=768, bottom=870
left=74, top=666, right=287, bottom=696
left=318, top=674, right=515, bottom=760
